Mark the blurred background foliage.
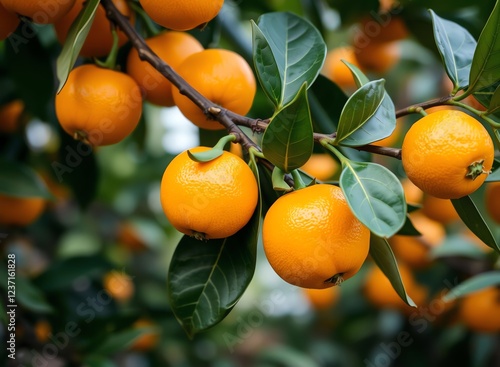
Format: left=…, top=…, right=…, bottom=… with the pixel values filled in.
left=0, top=0, right=499, bottom=366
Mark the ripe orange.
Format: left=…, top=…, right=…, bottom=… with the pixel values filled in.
left=116, top=221, right=147, bottom=252
left=363, top=263, right=428, bottom=313
left=55, top=64, right=143, bottom=146
left=389, top=212, right=446, bottom=269
left=401, top=177, right=424, bottom=206
left=458, top=286, right=500, bottom=333
left=0, top=2, right=19, bottom=40
left=485, top=182, right=500, bottom=224
left=130, top=319, right=160, bottom=351
left=0, top=0, right=75, bottom=24
left=300, top=153, right=339, bottom=181
left=34, top=320, right=52, bottom=343
left=421, top=194, right=460, bottom=225
left=321, top=46, right=362, bottom=92
left=126, top=31, right=204, bottom=107
left=139, top=0, right=224, bottom=31
left=355, top=41, right=401, bottom=74
left=262, top=184, right=370, bottom=289
left=54, top=0, right=133, bottom=58
left=0, top=99, right=24, bottom=133
left=303, top=286, right=340, bottom=310
left=103, top=270, right=134, bottom=302
left=353, top=15, right=408, bottom=46
left=0, top=194, right=46, bottom=226
left=172, top=49, right=256, bottom=130
left=160, top=147, right=258, bottom=240
left=401, top=110, right=494, bottom=199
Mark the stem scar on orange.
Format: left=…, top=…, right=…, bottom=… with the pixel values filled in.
left=160, top=147, right=258, bottom=240
left=171, top=49, right=256, bottom=130
left=55, top=64, right=143, bottom=147
left=401, top=110, right=494, bottom=199
left=262, top=184, right=370, bottom=289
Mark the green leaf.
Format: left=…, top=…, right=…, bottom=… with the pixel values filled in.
left=472, top=81, right=500, bottom=110
left=429, top=10, right=476, bottom=89
left=0, top=159, right=53, bottom=199
left=167, top=181, right=261, bottom=337
left=451, top=196, right=500, bottom=252
left=251, top=21, right=282, bottom=106
left=334, top=79, right=386, bottom=146
left=486, top=83, right=500, bottom=116
left=15, top=274, right=53, bottom=313
left=467, top=0, right=500, bottom=95
left=262, top=83, right=314, bottom=172
left=369, top=236, right=416, bottom=307
left=343, top=62, right=397, bottom=146
left=396, top=214, right=421, bottom=236
left=256, top=12, right=326, bottom=107
left=271, top=166, right=292, bottom=192
left=83, top=356, right=115, bottom=367
left=430, top=234, right=489, bottom=260
left=340, top=160, right=406, bottom=238
left=56, top=0, right=100, bottom=93
left=442, top=271, right=500, bottom=302
left=92, top=327, right=153, bottom=355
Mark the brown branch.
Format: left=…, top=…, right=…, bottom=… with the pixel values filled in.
left=395, top=96, right=453, bottom=119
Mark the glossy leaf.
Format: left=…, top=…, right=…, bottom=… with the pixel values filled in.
left=369, top=236, right=416, bottom=307
left=167, top=168, right=261, bottom=337
left=451, top=196, right=499, bottom=252
left=0, top=159, right=53, bottom=199
left=340, top=160, right=406, bottom=237
left=262, top=83, right=314, bottom=172
left=467, top=0, right=500, bottom=94
left=334, top=79, right=386, bottom=146
left=442, top=271, right=500, bottom=302
left=56, top=0, right=100, bottom=93
left=429, top=10, right=476, bottom=89
left=251, top=21, right=282, bottom=106
left=344, top=61, right=397, bottom=145
left=256, top=12, right=326, bottom=107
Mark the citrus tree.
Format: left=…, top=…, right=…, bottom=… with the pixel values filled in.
left=1, top=0, right=500, bottom=366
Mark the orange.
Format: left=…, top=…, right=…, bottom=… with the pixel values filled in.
left=363, top=263, right=428, bottom=313
left=353, top=15, right=408, bottom=47
left=55, top=64, right=143, bottom=146
left=0, top=2, right=19, bottom=40
left=54, top=0, right=133, bottom=58
left=262, top=184, right=370, bottom=289
left=0, top=194, right=46, bottom=226
left=303, top=287, right=340, bottom=310
left=0, top=0, right=75, bottom=24
left=103, top=270, right=134, bottom=303
left=34, top=320, right=52, bottom=343
left=355, top=41, right=401, bottom=74
left=421, top=194, right=460, bottom=225
left=485, top=182, right=500, bottom=224
left=116, top=221, right=147, bottom=251
left=160, top=147, right=258, bottom=240
left=139, top=0, right=224, bottom=31
left=321, top=46, right=362, bottom=92
left=401, top=110, right=494, bottom=199
left=458, top=286, right=500, bottom=333
left=401, top=177, right=424, bottom=206
left=172, top=49, right=256, bottom=130
left=126, top=31, right=204, bottom=107
left=0, top=100, right=24, bottom=133
left=299, top=153, right=339, bottom=181
left=389, top=212, right=446, bottom=269
left=130, top=319, right=160, bottom=351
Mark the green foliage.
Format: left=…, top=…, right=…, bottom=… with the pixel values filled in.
left=0, top=159, right=52, bottom=198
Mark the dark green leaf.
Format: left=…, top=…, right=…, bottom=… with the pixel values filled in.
left=187, top=148, right=223, bottom=162
left=92, top=327, right=153, bottom=355
left=334, top=80, right=386, bottom=146
left=15, top=274, right=53, bottom=313
left=486, top=83, right=500, bottom=116
left=271, top=166, right=292, bottom=191
left=82, top=356, right=115, bottom=367
left=34, top=255, right=112, bottom=291
left=467, top=0, right=500, bottom=94
left=442, top=271, right=500, bottom=302
left=256, top=12, right=326, bottom=107
left=262, top=83, right=314, bottom=172
left=56, top=0, right=100, bottom=93
left=429, top=10, right=476, bottom=89
left=472, top=81, right=500, bottom=110
left=396, top=214, right=421, bottom=236
left=0, top=159, right=53, bottom=199
left=251, top=21, right=282, bottom=106
left=340, top=160, right=406, bottom=237
left=451, top=196, right=499, bottom=252
left=369, top=236, right=416, bottom=307
left=167, top=188, right=260, bottom=337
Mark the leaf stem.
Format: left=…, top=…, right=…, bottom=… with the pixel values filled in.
left=95, top=28, right=119, bottom=70
left=291, top=170, right=307, bottom=190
